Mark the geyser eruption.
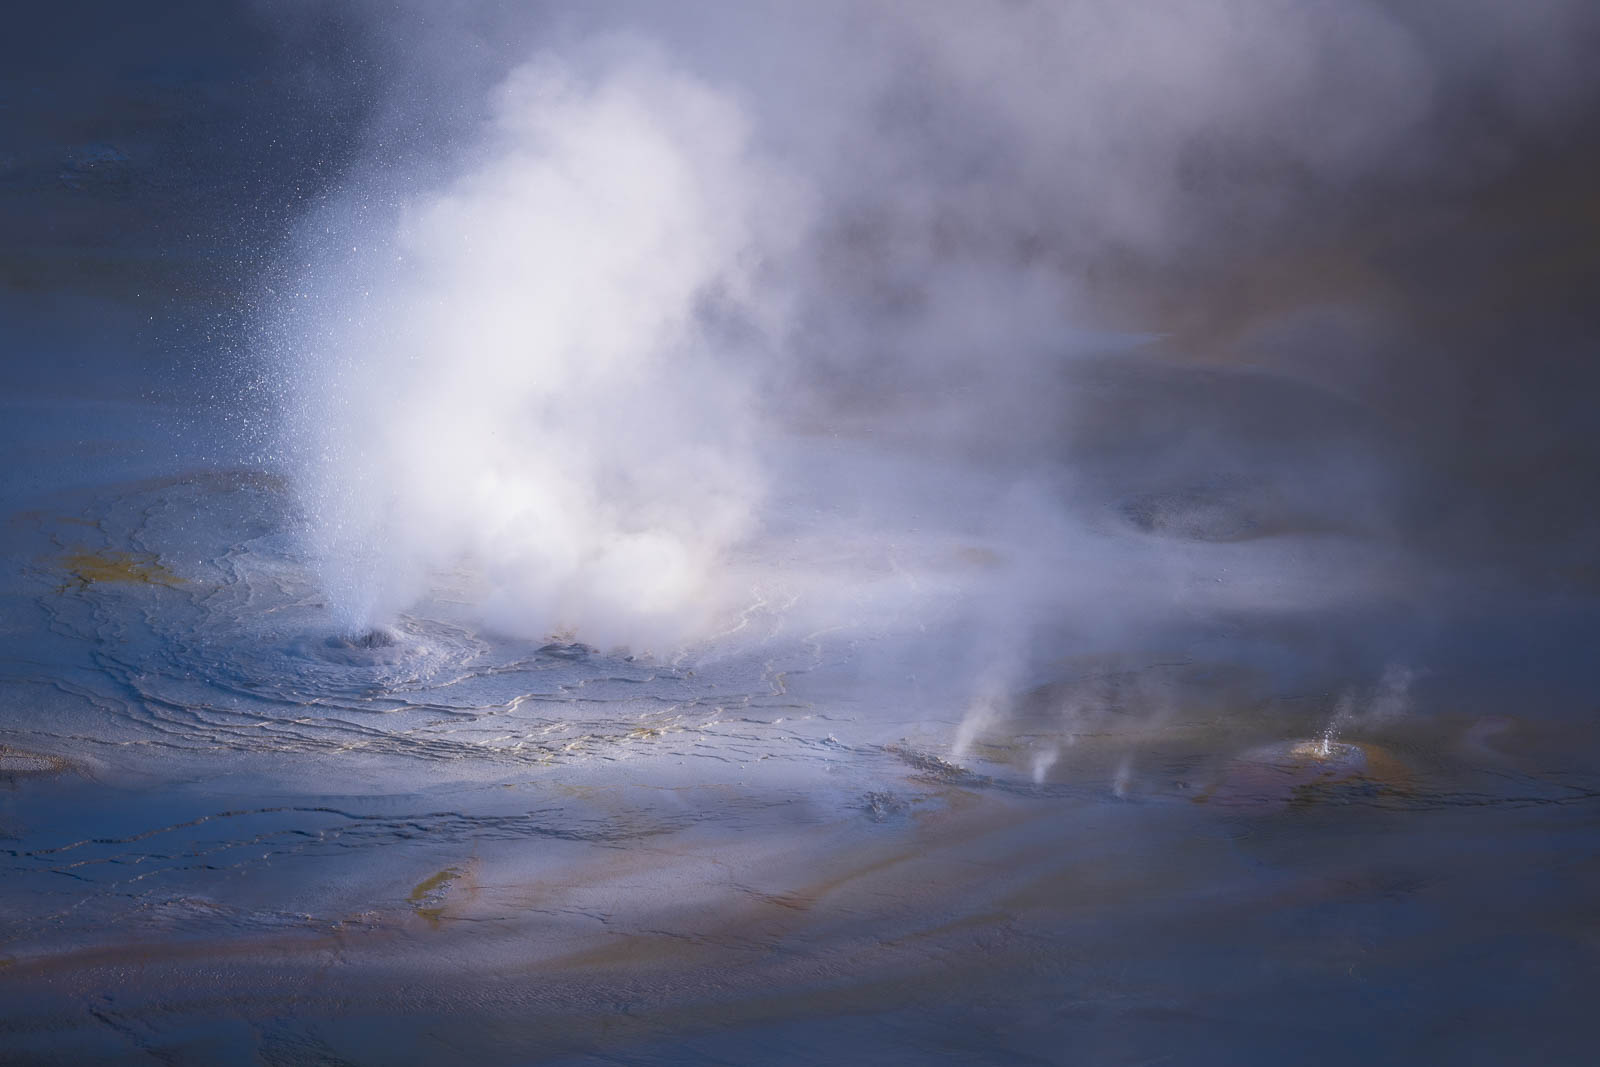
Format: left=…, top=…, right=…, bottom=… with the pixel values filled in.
left=260, top=0, right=1600, bottom=687
left=10, top=5, right=1600, bottom=1058
left=278, top=45, right=799, bottom=649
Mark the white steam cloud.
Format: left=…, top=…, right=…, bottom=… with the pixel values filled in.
left=264, top=0, right=1600, bottom=666
left=282, top=42, right=802, bottom=648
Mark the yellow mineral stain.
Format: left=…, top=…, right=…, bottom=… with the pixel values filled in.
left=0, top=745, right=67, bottom=775
left=60, top=549, right=182, bottom=588
left=408, top=866, right=462, bottom=927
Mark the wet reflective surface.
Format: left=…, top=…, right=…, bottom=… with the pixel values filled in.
left=2, top=434, right=1598, bottom=1064
left=7, top=3, right=1600, bottom=1062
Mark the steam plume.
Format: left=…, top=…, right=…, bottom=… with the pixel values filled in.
left=264, top=0, right=1600, bottom=666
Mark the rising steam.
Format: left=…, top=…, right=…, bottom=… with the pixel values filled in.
left=265, top=0, right=1600, bottom=666
left=279, top=43, right=802, bottom=649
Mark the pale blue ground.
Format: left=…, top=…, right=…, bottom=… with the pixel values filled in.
left=1, top=385, right=1597, bottom=1064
